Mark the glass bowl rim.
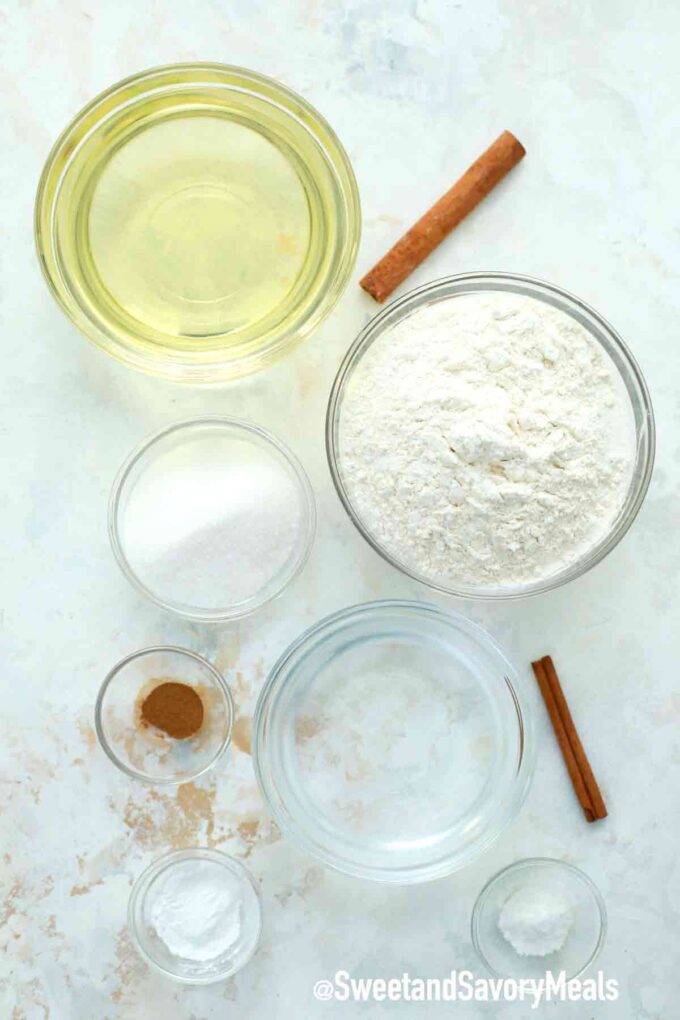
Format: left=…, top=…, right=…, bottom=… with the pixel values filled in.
left=108, top=415, right=317, bottom=621
left=128, top=846, right=263, bottom=984
left=252, top=598, right=535, bottom=883
left=470, top=856, right=608, bottom=980
left=34, top=61, right=361, bottom=383
left=94, top=644, right=235, bottom=785
left=326, top=271, right=656, bottom=600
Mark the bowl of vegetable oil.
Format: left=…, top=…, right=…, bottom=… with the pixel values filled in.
left=35, top=64, right=360, bottom=382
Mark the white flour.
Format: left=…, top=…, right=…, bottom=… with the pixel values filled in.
left=149, top=859, right=242, bottom=962
left=339, top=292, right=636, bottom=587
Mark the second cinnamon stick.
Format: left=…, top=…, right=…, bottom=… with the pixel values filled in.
left=531, top=656, right=607, bottom=823
left=531, top=657, right=596, bottom=823
left=540, top=655, right=607, bottom=821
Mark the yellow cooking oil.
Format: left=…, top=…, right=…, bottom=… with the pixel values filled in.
left=84, top=115, right=311, bottom=340
left=37, top=67, right=361, bottom=380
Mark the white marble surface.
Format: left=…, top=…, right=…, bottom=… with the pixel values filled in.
left=2, top=1, right=679, bottom=1016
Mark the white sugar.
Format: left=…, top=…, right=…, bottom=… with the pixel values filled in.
left=120, top=432, right=303, bottom=610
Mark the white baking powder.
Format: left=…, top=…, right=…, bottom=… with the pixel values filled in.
left=149, top=859, right=242, bottom=962
left=498, top=884, right=573, bottom=957
left=339, top=292, right=636, bottom=587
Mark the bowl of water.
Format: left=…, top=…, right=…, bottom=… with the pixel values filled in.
left=253, top=600, right=534, bottom=883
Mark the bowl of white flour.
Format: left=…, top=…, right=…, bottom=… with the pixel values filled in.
left=328, top=273, right=654, bottom=598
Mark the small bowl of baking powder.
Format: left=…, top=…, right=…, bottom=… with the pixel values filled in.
left=129, top=848, right=262, bottom=983
left=327, top=273, right=654, bottom=598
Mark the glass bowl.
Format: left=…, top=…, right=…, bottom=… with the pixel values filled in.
left=253, top=600, right=534, bottom=884
left=35, top=63, right=360, bottom=382
left=472, top=858, right=607, bottom=980
left=95, top=646, right=234, bottom=784
left=327, top=272, right=655, bottom=599
left=109, top=416, right=316, bottom=621
left=129, top=848, right=262, bottom=983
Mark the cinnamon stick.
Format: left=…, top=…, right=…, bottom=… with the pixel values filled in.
left=360, top=130, right=526, bottom=303
left=541, top=656, right=608, bottom=820
left=531, top=656, right=607, bottom=823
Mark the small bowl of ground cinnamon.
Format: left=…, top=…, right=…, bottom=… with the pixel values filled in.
left=95, top=647, right=234, bottom=784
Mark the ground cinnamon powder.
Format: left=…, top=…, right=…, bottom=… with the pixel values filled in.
left=140, top=681, right=204, bottom=739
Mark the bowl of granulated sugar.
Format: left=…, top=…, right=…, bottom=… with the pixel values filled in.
left=327, top=273, right=654, bottom=599
left=110, top=416, right=316, bottom=620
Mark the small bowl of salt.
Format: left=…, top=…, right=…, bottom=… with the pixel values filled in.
left=471, top=858, right=606, bottom=980
left=129, top=848, right=262, bottom=983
